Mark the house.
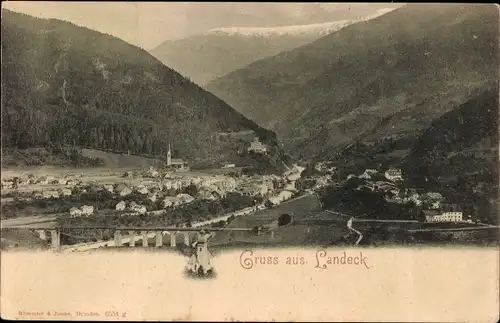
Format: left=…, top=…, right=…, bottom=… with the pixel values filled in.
left=103, top=184, right=114, bottom=193
left=197, top=188, right=218, bottom=201
left=115, top=184, right=132, bottom=197
left=163, top=196, right=181, bottom=208
left=81, top=205, right=95, bottom=216
left=222, top=163, right=236, bottom=169
left=268, top=196, right=283, bottom=206
left=69, top=207, right=82, bottom=217
left=284, top=181, right=297, bottom=191
left=42, top=190, right=60, bottom=199
left=37, top=176, right=49, bottom=185
left=60, top=188, right=72, bottom=196
left=130, top=203, right=147, bottom=215
left=425, top=210, right=463, bottom=222
left=238, top=184, right=261, bottom=197
left=137, top=186, right=149, bottom=195
left=58, top=178, right=68, bottom=185
left=177, top=193, right=195, bottom=204
left=247, top=137, right=267, bottom=154
left=115, top=201, right=127, bottom=211
left=359, top=172, right=372, bottom=180
left=385, top=168, right=403, bottom=181
left=347, top=174, right=357, bottom=180
left=278, top=190, right=294, bottom=201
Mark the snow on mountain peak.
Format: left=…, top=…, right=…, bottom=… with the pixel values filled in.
left=205, top=20, right=353, bottom=37
left=203, top=8, right=397, bottom=38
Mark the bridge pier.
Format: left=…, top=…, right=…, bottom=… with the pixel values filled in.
left=142, top=231, right=148, bottom=247
left=50, top=229, right=60, bottom=250
left=170, top=233, right=176, bottom=247
left=114, top=230, right=122, bottom=247
left=129, top=231, right=136, bottom=247
left=184, top=232, right=190, bottom=245
left=155, top=231, right=163, bottom=247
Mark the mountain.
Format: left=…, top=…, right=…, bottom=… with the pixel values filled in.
left=205, top=4, right=499, bottom=159
left=1, top=9, right=281, bottom=168
left=149, top=9, right=396, bottom=85
left=404, top=87, right=498, bottom=182
left=403, top=87, right=499, bottom=223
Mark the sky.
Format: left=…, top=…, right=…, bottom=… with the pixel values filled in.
left=2, top=2, right=404, bottom=50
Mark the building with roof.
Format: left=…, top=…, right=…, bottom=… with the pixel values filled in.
left=166, top=143, right=189, bottom=170
left=247, top=137, right=267, bottom=154
left=424, top=210, right=463, bottom=223
left=384, top=168, right=403, bottom=181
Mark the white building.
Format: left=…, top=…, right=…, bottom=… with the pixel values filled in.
left=115, top=201, right=127, bottom=211
left=137, top=186, right=149, bottom=195
left=163, top=196, right=181, bottom=208
left=385, top=168, right=403, bottom=181
left=130, top=204, right=147, bottom=215
left=278, top=190, right=294, bottom=201
left=81, top=205, right=95, bottom=216
left=424, top=210, right=463, bottom=223
left=42, top=190, right=60, bottom=199
left=59, top=188, right=72, bottom=196
left=69, top=207, right=82, bottom=217
left=247, top=137, right=267, bottom=154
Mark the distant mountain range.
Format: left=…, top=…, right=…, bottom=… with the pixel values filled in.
left=150, top=8, right=396, bottom=85
left=205, top=3, right=499, bottom=159
left=0, top=9, right=278, bottom=166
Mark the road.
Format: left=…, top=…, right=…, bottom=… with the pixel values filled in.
left=324, top=210, right=364, bottom=245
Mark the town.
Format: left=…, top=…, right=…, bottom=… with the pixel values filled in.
left=1, top=137, right=308, bottom=248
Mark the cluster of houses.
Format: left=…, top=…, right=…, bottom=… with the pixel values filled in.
left=1, top=174, right=82, bottom=189
left=69, top=205, right=95, bottom=217
left=115, top=201, right=147, bottom=214
left=346, top=168, right=470, bottom=223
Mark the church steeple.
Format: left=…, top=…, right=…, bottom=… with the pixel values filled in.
left=167, top=143, right=172, bottom=166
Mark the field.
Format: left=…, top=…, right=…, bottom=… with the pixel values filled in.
left=210, top=194, right=351, bottom=248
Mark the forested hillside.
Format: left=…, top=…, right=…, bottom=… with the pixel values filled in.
left=1, top=10, right=277, bottom=165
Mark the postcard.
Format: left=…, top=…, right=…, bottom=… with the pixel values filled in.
left=1, top=2, right=499, bottom=322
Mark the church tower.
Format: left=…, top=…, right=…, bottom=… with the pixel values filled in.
left=166, top=143, right=172, bottom=166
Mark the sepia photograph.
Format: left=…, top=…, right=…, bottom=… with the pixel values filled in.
left=1, top=2, right=499, bottom=321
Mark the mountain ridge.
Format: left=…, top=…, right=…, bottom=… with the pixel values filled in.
left=1, top=9, right=280, bottom=168
left=205, top=3, right=499, bottom=159
left=150, top=8, right=396, bottom=85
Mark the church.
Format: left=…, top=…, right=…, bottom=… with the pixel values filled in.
left=166, top=144, right=189, bottom=170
